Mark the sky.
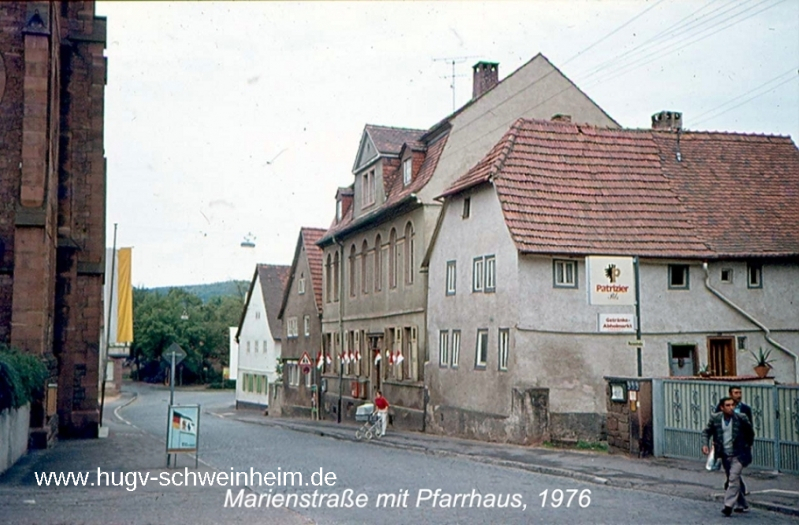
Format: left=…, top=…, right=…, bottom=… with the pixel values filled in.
left=95, top=0, right=799, bottom=289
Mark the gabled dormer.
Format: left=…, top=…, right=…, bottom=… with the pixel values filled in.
left=398, top=141, right=427, bottom=188
left=334, top=186, right=353, bottom=224
left=351, top=124, right=425, bottom=218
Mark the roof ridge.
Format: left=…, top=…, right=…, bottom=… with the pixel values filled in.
left=365, top=123, right=426, bottom=133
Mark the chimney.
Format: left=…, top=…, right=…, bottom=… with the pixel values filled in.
left=551, top=114, right=572, bottom=123
left=651, top=110, right=682, bottom=131
left=472, top=61, right=499, bottom=100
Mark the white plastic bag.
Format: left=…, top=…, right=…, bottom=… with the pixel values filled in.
left=705, top=445, right=721, bottom=471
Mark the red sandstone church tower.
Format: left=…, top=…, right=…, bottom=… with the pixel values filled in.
left=0, top=1, right=107, bottom=440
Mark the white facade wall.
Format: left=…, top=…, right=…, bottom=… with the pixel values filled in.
left=228, top=327, right=238, bottom=381
left=236, top=275, right=281, bottom=407
left=426, top=187, right=520, bottom=415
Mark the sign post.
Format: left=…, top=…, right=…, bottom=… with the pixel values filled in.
left=162, top=343, right=187, bottom=406
left=162, top=343, right=187, bottom=467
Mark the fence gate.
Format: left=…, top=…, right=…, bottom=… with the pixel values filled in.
left=652, top=379, right=799, bottom=473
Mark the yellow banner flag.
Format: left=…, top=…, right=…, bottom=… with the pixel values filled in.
left=116, top=247, right=133, bottom=343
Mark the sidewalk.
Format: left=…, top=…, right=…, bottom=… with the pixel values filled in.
left=212, top=405, right=799, bottom=517
left=0, top=392, right=308, bottom=525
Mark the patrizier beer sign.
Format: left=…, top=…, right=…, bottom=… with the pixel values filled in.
left=586, top=256, right=636, bottom=305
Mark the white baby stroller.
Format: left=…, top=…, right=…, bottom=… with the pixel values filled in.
left=355, top=403, right=382, bottom=440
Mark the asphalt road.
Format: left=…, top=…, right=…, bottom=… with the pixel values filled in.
left=115, top=384, right=794, bottom=524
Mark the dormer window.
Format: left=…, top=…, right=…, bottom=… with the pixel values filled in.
left=403, top=158, right=412, bottom=186
left=336, top=199, right=343, bottom=222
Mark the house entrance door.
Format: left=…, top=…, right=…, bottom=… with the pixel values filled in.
left=369, top=335, right=382, bottom=394
left=707, top=337, right=736, bottom=376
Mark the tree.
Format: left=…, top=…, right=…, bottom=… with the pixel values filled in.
left=131, top=288, right=243, bottom=384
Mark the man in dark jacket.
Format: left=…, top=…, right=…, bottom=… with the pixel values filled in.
left=702, top=396, right=755, bottom=516
left=728, top=385, right=753, bottom=424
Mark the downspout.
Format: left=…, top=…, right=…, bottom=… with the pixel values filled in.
left=333, top=234, right=345, bottom=423
left=702, top=262, right=799, bottom=383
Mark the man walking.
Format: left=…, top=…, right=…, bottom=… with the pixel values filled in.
left=702, top=397, right=755, bottom=516
left=728, top=385, right=753, bottom=424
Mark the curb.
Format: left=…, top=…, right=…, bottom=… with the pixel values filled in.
left=226, top=414, right=798, bottom=517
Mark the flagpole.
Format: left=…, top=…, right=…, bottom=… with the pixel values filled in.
left=99, top=223, right=118, bottom=429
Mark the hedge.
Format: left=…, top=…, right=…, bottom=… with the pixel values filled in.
left=0, top=344, right=48, bottom=412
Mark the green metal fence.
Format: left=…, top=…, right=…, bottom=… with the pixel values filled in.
left=653, top=379, right=799, bottom=473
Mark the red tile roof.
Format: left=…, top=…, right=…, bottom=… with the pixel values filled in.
left=365, top=124, right=426, bottom=155
left=301, top=227, right=326, bottom=311
left=443, top=119, right=799, bottom=258
left=320, top=131, right=449, bottom=243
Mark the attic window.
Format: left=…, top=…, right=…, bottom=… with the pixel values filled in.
left=363, top=170, right=375, bottom=207
left=720, top=268, right=733, bottom=284
left=298, top=273, right=306, bottom=294
left=403, top=158, right=412, bottom=186
left=747, top=263, right=762, bottom=289
left=462, top=197, right=471, bottom=219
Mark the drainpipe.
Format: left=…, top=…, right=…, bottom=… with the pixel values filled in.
left=702, top=262, right=799, bottom=383
left=333, top=235, right=345, bottom=423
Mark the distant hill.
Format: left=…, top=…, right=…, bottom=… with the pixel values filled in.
left=149, top=280, right=249, bottom=302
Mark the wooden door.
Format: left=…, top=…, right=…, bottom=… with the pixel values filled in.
left=708, top=337, right=736, bottom=376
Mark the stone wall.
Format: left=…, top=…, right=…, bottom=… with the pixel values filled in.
left=0, top=1, right=106, bottom=440
left=605, top=377, right=653, bottom=457
left=0, top=404, right=30, bottom=475
left=427, top=387, right=549, bottom=445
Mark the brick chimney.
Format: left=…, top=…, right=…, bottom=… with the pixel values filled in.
left=473, top=61, right=499, bottom=100
left=651, top=110, right=682, bottom=131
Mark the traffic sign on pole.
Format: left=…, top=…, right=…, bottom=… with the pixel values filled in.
left=162, top=343, right=187, bottom=366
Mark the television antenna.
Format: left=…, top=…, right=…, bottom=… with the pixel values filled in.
left=433, top=55, right=481, bottom=112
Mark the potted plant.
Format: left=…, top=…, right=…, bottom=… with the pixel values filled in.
left=698, top=364, right=712, bottom=378
left=750, top=347, right=773, bottom=378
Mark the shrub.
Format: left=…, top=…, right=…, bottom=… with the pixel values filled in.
left=0, top=344, right=49, bottom=411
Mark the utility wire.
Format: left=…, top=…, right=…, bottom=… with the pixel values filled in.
left=585, top=0, right=783, bottom=87
left=578, top=0, right=729, bottom=79
left=692, top=74, right=798, bottom=127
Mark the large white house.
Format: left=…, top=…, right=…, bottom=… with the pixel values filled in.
left=235, top=264, right=290, bottom=409
left=424, top=114, right=799, bottom=444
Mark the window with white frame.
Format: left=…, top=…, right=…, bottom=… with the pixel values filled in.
left=254, top=340, right=259, bottom=353
left=498, top=329, right=509, bottom=371
left=304, top=315, right=310, bottom=337
left=472, top=257, right=484, bottom=292
left=288, top=361, right=300, bottom=386
left=298, top=273, right=306, bottom=294
left=263, top=340, right=267, bottom=352
left=304, top=368, right=312, bottom=387
left=747, top=262, right=762, bottom=288
left=405, top=222, right=415, bottom=285
left=403, top=158, right=412, bottom=186
left=446, top=261, right=456, bottom=295
left=668, top=264, right=689, bottom=289
left=553, top=259, right=577, bottom=288
left=246, top=341, right=251, bottom=353
left=475, top=329, right=488, bottom=368
left=363, top=170, right=375, bottom=207
left=287, top=317, right=298, bottom=338
left=485, top=255, right=496, bottom=292
left=439, top=330, right=449, bottom=367
left=451, top=330, right=461, bottom=367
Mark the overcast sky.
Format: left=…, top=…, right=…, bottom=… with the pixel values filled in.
left=96, top=1, right=799, bottom=289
